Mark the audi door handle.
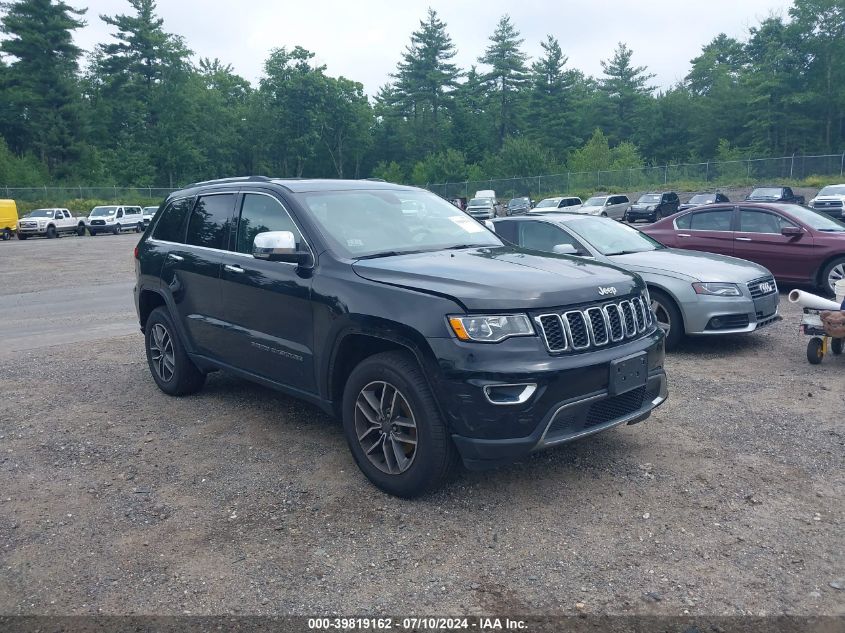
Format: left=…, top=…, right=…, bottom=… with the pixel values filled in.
left=167, top=253, right=184, bottom=261
left=735, top=237, right=752, bottom=242
left=224, top=264, right=245, bottom=273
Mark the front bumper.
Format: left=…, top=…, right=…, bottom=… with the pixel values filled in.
left=427, top=329, right=667, bottom=469
left=682, top=290, right=780, bottom=335
left=626, top=208, right=657, bottom=221
left=17, top=227, right=47, bottom=235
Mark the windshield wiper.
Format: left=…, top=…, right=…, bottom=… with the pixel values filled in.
left=605, top=249, right=650, bottom=256
left=443, top=244, right=485, bottom=250
left=355, top=250, right=421, bottom=260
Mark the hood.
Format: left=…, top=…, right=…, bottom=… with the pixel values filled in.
left=608, top=248, right=771, bottom=283
left=813, top=195, right=845, bottom=202
left=571, top=206, right=601, bottom=215
left=630, top=203, right=656, bottom=210
left=352, top=247, right=641, bottom=311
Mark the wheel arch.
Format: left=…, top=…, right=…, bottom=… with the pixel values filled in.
left=646, top=283, right=686, bottom=333
left=138, top=288, right=167, bottom=331
left=326, top=324, right=439, bottom=419
left=814, top=253, right=845, bottom=289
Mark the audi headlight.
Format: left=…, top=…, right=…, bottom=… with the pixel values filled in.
left=692, top=282, right=742, bottom=297
left=448, top=314, right=534, bottom=342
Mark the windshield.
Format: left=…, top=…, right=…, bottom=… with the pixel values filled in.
left=749, top=188, right=783, bottom=198
left=508, top=198, right=528, bottom=208
left=818, top=185, right=845, bottom=196
left=583, top=197, right=607, bottom=207
left=565, top=216, right=664, bottom=255
left=90, top=206, right=117, bottom=216
left=468, top=198, right=492, bottom=207
left=26, top=209, right=56, bottom=218
left=775, top=204, right=845, bottom=232
left=689, top=194, right=715, bottom=204
left=637, top=194, right=661, bottom=203
left=299, top=189, right=502, bottom=258
left=535, top=198, right=561, bottom=208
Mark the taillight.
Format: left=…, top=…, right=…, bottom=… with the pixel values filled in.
left=133, top=245, right=139, bottom=259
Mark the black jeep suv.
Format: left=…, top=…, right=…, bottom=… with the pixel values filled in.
left=134, top=177, right=667, bottom=497
left=625, top=192, right=680, bottom=223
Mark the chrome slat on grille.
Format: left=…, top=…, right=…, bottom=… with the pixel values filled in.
left=536, top=314, right=567, bottom=352
left=564, top=311, right=590, bottom=350
left=604, top=304, right=624, bottom=342
left=747, top=276, right=777, bottom=300
left=585, top=307, right=609, bottom=346
left=620, top=301, right=636, bottom=337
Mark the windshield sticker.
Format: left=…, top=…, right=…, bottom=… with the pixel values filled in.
left=449, top=216, right=485, bottom=233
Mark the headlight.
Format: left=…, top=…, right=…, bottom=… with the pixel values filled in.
left=809, top=198, right=816, bottom=205
left=692, top=282, right=742, bottom=296
left=448, top=314, right=534, bottom=342
left=646, top=205, right=655, bottom=211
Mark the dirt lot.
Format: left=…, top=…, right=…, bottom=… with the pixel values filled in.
left=0, top=234, right=843, bottom=619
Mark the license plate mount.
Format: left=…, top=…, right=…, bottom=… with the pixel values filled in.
left=609, top=352, right=648, bottom=396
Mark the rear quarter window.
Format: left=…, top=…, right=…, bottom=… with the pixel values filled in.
left=152, top=197, right=194, bottom=243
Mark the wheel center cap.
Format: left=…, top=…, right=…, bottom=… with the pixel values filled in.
left=381, top=419, right=392, bottom=435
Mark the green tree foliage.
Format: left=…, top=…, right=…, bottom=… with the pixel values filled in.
left=526, top=36, right=576, bottom=158
left=0, top=0, right=86, bottom=177
left=478, top=15, right=529, bottom=146
left=566, top=129, right=644, bottom=173
left=599, top=43, right=655, bottom=145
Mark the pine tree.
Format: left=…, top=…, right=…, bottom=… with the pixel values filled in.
left=527, top=35, right=575, bottom=160
left=0, top=0, right=87, bottom=176
left=478, top=15, right=529, bottom=146
left=599, top=43, right=655, bottom=144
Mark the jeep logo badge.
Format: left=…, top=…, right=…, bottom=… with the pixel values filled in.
left=759, top=282, right=773, bottom=293
left=598, top=286, right=618, bottom=296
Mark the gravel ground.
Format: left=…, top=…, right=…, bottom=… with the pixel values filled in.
left=0, top=235, right=843, bottom=618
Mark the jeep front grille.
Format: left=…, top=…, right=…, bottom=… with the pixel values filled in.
left=536, top=294, right=653, bottom=353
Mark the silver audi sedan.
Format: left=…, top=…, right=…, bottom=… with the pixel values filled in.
left=489, top=214, right=780, bottom=349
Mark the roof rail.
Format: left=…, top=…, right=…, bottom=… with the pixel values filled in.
left=181, top=175, right=272, bottom=189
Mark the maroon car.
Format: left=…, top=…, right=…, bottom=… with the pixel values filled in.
left=641, top=202, right=845, bottom=294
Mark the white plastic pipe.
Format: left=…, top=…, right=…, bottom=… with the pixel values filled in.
left=787, top=289, right=841, bottom=310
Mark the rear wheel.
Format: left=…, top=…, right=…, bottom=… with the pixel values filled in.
left=342, top=350, right=458, bottom=498
left=807, top=338, right=824, bottom=364
left=46, top=225, right=57, bottom=239
left=649, top=288, right=683, bottom=350
left=1, top=229, right=10, bottom=240
left=144, top=307, right=206, bottom=396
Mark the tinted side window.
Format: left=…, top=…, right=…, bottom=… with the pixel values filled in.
left=520, top=221, right=581, bottom=252
left=186, top=194, right=235, bottom=249
left=690, top=208, right=733, bottom=231
left=492, top=219, right=518, bottom=244
left=235, top=193, right=303, bottom=254
left=675, top=213, right=692, bottom=229
left=153, top=197, right=194, bottom=243
left=739, top=209, right=796, bottom=234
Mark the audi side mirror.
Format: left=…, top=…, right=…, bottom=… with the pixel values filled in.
left=553, top=244, right=578, bottom=255
left=253, top=231, right=312, bottom=265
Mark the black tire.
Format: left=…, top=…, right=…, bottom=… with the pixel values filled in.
left=46, top=225, right=57, bottom=239
left=342, top=350, right=458, bottom=498
left=1, top=229, right=9, bottom=241
left=17, top=233, right=27, bottom=240
left=649, top=288, right=683, bottom=350
left=113, top=223, right=121, bottom=235
left=832, top=338, right=843, bottom=355
left=654, top=209, right=663, bottom=222
left=819, top=257, right=845, bottom=296
left=807, top=338, right=824, bottom=364
left=136, top=222, right=144, bottom=233
left=144, top=306, right=206, bottom=396
left=89, top=229, right=97, bottom=236
left=76, top=224, right=85, bottom=236
left=601, top=211, right=608, bottom=217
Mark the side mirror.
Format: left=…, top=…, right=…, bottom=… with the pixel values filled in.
left=553, top=244, right=578, bottom=255
left=253, top=231, right=312, bottom=265
left=781, top=226, right=803, bottom=237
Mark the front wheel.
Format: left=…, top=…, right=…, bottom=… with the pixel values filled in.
left=113, top=224, right=121, bottom=235
left=820, top=257, right=845, bottom=296
left=46, top=226, right=57, bottom=239
left=654, top=209, right=663, bottom=222
left=76, top=224, right=85, bottom=236
left=89, top=229, right=97, bottom=236
left=17, top=233, right=27, bottom=240
left=144, top=307, right=206, bottom=396
left=342, top=351, right=458, bottom=498
left=649, top=288, right=683, bottom=350
left=136, top=222, right=144, bottom=233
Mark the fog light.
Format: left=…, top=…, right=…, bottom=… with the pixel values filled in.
left=483, top=383, right=537, bottom=405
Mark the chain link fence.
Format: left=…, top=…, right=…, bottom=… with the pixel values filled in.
left=426, top=153, right=845, bottom=200
left=3, top=186, right=177, bottom=207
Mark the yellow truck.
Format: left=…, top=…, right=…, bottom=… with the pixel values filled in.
left=0, top=199, right=17, bottom=240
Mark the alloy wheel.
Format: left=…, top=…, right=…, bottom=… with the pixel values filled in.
left=827, top=263, right=845, bottom=294
left=650, top=299, right=671, bottom=335
left=149, top=323, right=175, bottom=382
left=354, top=381, right=418, bottom=475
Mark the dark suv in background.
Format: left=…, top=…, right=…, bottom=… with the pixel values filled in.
left=625, top=192, right=680, bottom=223
left=134, top=177, right=667, bottom=497
left=506, top=196, right=531, bottom=216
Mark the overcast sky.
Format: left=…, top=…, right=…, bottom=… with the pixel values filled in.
left=70, top=0, right=793, bottom=95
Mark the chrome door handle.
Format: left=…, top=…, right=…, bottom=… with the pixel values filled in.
left=167, top=253, right=184, bottom=261
left=224, top=264, right=244, bottom=273
left=677, top=233, right=691, bottom=237
left=735, top=237, right=752, bottom=242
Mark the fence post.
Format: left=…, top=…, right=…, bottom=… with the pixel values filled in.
left=566, top=172, right=570, bottom=193
left=790, top=154, right=795, bottom=180
left=841, top=152, right=844, bottom=177
left=664, top=165, right=668, bottom=184
left=705, top=161, right=710, bottom=182
left=537, top=175, right=541, bottom=197
left=746, top=160, right=751, bottom=181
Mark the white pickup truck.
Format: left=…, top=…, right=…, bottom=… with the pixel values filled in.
left=16, top=208, right=87, bottom=239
